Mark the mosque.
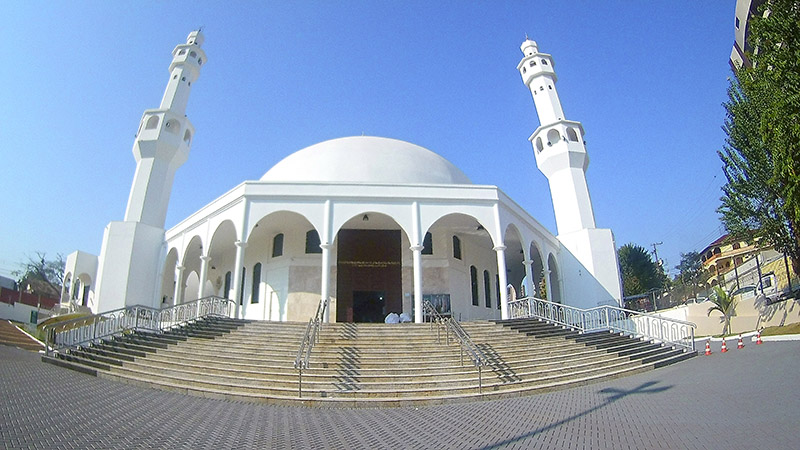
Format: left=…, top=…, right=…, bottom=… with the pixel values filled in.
left=61, top=31, right=622, bottom=324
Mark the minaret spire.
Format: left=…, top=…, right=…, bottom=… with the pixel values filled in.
left=518, top=39, right=594, bottom=234
left=93, top=31, right=208, bottom=312
left=125, top=30, right=206, bottom=227
left=518, top=38, right=622, bottom=305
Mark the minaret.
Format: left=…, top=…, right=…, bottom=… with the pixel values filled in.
left=518, top=39, right=622, bottom=306
left=93, top=31, right=207, bottom=312
left=518, top=39, right=594, bottom=235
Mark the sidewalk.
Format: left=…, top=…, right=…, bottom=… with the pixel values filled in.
left=2, top=341, right=798, bottom=449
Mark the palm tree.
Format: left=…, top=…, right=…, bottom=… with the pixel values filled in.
left=708, top=286, right=736, bottom=336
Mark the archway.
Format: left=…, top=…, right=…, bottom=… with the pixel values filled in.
left=335, top=212, right=405, bottom=323
left=529, top=243, right=545, bottom=298
left=548, top=253, right=562, bottom=304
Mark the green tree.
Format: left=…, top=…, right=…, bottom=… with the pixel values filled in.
left=707, top=285, right=736, bottom=336
left=719, top=0, right=800, bottom=278
left=12, top=252, right=65, bottom=298
left=618, top=244, right=663, bottom=297
left=674, top=251, right=703, bottom=299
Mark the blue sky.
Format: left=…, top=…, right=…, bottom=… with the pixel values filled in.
left=0, top=1, right=733, bottom=279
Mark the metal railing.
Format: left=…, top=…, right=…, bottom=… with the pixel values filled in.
left=293, top=297, right=329, bottom=398
left=43, top=296, right=232, bottom=356
left=423, top=300, right=488, bottom=393
left=508, top=296, right=696, bottom=351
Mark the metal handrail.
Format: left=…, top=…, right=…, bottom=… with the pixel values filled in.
left=293, top=297, right=329, bottom=398
left=42, top=296, right=232, bottom=356
left=508, top=296, right=697, bottom=351
left=423, top=300, right=488, bottom=393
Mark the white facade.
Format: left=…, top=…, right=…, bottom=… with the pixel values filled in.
left=65, top=33, right=622, bottom=322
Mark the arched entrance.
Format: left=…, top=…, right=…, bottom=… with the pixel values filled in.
left=335, top=213, right=404, bottom=323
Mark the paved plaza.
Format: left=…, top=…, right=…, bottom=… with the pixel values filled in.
left=2, top=341, right=798, bottom=449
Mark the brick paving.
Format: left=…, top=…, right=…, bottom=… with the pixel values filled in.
left=2, top=341, right=798, bottom=449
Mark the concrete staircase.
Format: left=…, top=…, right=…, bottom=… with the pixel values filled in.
left=1, top=320, right=44, bottom=352
left=42, top=316, right=695, bottom=407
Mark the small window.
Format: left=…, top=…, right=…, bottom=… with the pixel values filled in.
left=522, top=67, right=527, bottom=74
left=548, top=85, right=552, bottom=90
left=178, top=49, right=186, bottom=56
left=529, top=60, right=535, bottom=67
left=452, top=236, right=462, bottom=260
left=541, top=59, right=548, bottom=65
left=496, top=274, right=501, bottom=309
left=484, top=270, right=492, bottom=308
left=190, top=51, right=197, bottom=58
left=470, top=266, right=479, bottom=306
left=566, top=128, right=579, bottom=142
left=198, top=58, right=203, bottom=65
left=239, top=267, right=246, bottom=305
left=305, top=230, right=322, bottom=254
left=422, top=232, right=433, bottom=255
left=145, top=115, right=159, bottom=130
left=539, top=86, right=544, bottom=91
left=272, top=233, right=284, bottom=257
left=224, top=271, right=232, bottom=299
left=165, top=119, right=180, bottom=134
left=735, top=17, right=740, bottom=30
left=251, top=263, right=261, bottom=304
left=732, top=243, right=741, bottom=250
left=183, top=129, right=192, bottom=144
left=535, top=137, right=544, bottom=152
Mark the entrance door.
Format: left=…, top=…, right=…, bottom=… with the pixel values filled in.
left=336, top=229, right=402, bottom=322
left=352, top=291, right=386, bottom=323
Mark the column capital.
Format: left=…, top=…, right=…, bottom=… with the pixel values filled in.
left=410, top=245, right=424, bottom=252
left=493, top=245, right=507, bottom=252
left=522, top=259, right=533, bottom=265
left=235, top=240, right=248, bottom=249
left=176, top=265, right=185, bottom=271
left=200, top=255, right=212, bottom=262
left=320, top=243, right=333, bottom=250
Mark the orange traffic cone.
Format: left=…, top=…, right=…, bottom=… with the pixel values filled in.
left=756, top=330, right=763, bottom=345
left=704, top=339, right=712, bottom=356
left=737, top=334, right=744, bottom=349
left=721, top=338, right=728, bottom=353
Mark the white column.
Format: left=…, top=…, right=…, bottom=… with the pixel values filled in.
left=495, top=245, right=509, bottom=319
left=67, top=275, right=76, bottom=305
left=231, top=240, right=247, bottom=318
left=198, top=256, right=211, bottom=298
left=320, top=243, right=332, bottom=322
left=544, top=269, right=553, bottom=302
left=173, top=265, right=185, bottom=305
left=410, top=201, right=424, bottom=323
left=320, top=199, right=333, bottom=322
left=411, top=245, right=424, bottom=323
left=522, top=260, right=534, bottom=298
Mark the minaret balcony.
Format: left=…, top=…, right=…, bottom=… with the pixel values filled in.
left=517, top=53, right=557, bottom=86
left=133, top=109, right=194, bottom=161
left=169, top=44, right=206, bottom=74
left=528, top=120, right=585, bottom=153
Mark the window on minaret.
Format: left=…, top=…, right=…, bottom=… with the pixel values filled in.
left=305, top=230, right=322, bottom=254
left=251, top=263, right=261, bottom=304
left=484, top=270, right=492, bottom=308
left=470, top=266, right=479, bottom=306
left=453, top=236, right=462, bottom=260
left=272, top=233, right=284, bottom=257
left=422, top=232, right=433, bottom=255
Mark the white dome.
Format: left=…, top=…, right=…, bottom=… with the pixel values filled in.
left=260, top=136, right=472, bottom=185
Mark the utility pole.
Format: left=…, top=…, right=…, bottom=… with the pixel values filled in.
left=651, top=242, right=663, bottom=267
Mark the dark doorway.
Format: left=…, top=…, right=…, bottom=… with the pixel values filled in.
left=336, top=229, right=402, bottom=322
left=352, top=291, right=386, bottom=323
